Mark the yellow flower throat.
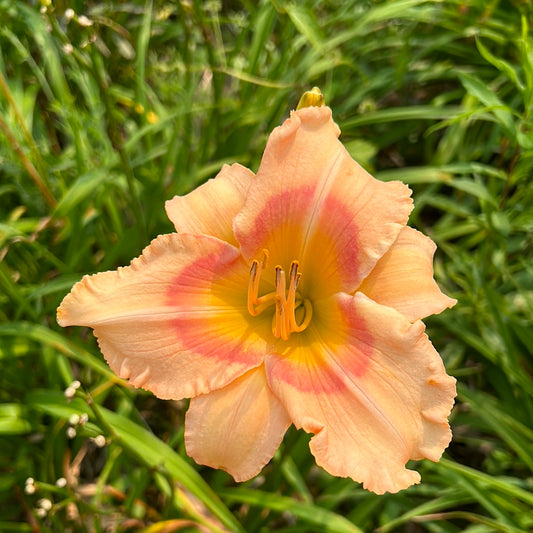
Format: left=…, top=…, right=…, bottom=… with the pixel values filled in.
left=247, top=250, right=313, bottom=340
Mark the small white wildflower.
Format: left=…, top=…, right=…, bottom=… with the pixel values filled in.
left=40, top=5, right=47, bottom=14
left=63, top=43, right=74, bottom=55
left=38, top=498, right=53, bottom=511
left=65, top=380, right=81, bottom=400
left=36, top=508, right=47, bottom=518
left=79, top=413, right=89, bottom=425
left=64, top=8, right=75, bottom=21
left=66, top=427, right=76, bottom=439
left=93, top=435, right=106, bottom=448
left=64, top=387, right=76, bottom=399
left=77, top=15, right=93, bottom=27
left=24, top=478, right=36, bottom=494
left=56, top=477, right=67, bottom=488
left=68, top=413, right=80, bottom=426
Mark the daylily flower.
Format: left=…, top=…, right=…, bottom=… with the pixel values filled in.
left=57, top=90, right=456, bottom=494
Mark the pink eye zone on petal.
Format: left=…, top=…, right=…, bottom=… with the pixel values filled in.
left=164, top=245, right=273, bottom=366
left=238, top=183, right=365, bottom=303
left=267, top=295, right=374, bottom=395
left=238, top=184, right=317, bottom=270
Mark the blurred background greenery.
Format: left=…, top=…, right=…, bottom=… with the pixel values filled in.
left=1, top=0, right=533, bottom=531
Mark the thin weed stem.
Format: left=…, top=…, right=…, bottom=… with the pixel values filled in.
left=0, top=69, right=56, bottom=208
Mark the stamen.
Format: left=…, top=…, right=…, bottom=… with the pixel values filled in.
left=248, top=254, right=312, bottom=339
left=254, top=293, right=276, bottom=315
left=273, top=296, right=289, bottom=340
left=261, top=249, right=269, bottom=268
left=248, top=249, right=271, bottom=317
left=275, top=265, right=285, bottom=295
left=274, top=266, right=288, bottom=340
left=247, top=259, right=260, bottom=316
left=285, top=261, right=299, bottom=331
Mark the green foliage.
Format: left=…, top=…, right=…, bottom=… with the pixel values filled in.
left=1, top=0, right=532, bottom=531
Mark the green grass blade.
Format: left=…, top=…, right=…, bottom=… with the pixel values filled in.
left=219, top=487, right=363, bottom=533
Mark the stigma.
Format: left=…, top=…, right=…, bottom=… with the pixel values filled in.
left=247, top=251, right=313, bottom=340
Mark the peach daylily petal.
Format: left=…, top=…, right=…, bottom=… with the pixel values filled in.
left=359, top=226, right=457, bottom=321
left=166, top=163, right=253, bottom=245
left=185, top=366, right=291, bottom=481
left=265, top=292, right=456, bottom=494
left=57, top=233, right=270, bottom=400
left=234, top=106, right=413, bottom=298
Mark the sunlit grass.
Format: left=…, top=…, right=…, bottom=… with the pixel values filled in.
left=1, top=0, right=532, bottom=531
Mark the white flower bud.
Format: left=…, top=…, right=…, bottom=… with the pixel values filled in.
left=64, top=387, right=76, bottom=399
left=77, top=15, right=93, bottom=27
left=38, top=498, right=53, bottom=511
left=93, top=435, right=106, bottom=448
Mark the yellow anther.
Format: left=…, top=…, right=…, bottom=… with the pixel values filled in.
left=275, top=266, right=286, bottom=296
